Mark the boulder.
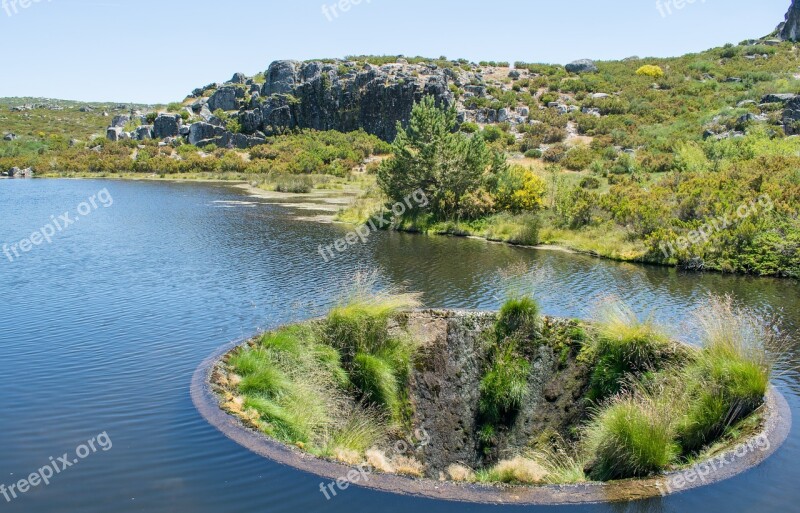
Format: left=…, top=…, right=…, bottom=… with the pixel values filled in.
left=229, top=72, right=247, bottom=84
left=110, top=115, right=130, bottom=128
left=136, top=125, right=154, bottom=140
left=565, top=59, right=598, bottom=74
left=188, top=122, right=229, bottom=146
left=263, top=60, right=300, bottom=96
left=778, top=0, right=800, bottom=41
left=153, top=114, right=182, bottom=139
left=3, top=133, right=17, bottom=141
left=498, top=108, right=510, bottom=123
left=106, top=126, right=122, bottom=141
left=782, top=96, right=800, bottom=134
left=591, top=93, right=610, bottom=99
left=762, top=93, right=797, bottom=104
left=208, top=86, right=239, bottom=112
left=238, top=109, right=263, bottom=134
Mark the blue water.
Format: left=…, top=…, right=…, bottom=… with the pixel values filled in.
left=0, top=179, right=797, bottom=513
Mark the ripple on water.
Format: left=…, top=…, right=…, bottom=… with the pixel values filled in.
left=0, top=179, right=798, bottom=513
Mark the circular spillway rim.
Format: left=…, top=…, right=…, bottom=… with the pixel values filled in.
left=192, top=328, right=792, bottom=505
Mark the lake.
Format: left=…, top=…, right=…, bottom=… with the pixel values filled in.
left=0, top=179, right=797, bottom=513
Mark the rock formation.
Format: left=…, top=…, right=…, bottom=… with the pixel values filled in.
left=778, top=0, right=800, bottom=40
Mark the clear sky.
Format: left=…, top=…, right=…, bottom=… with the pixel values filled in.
left=0, top=0, right=791, bottom=104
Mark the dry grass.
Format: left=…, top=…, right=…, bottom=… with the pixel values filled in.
left=365, top=449, right=395, bottom=473
left=332, top=448, right=363, bottom=466
left=392, top=456, right=425, bottom=477
left=446, top=464, right=476, bottom=482
left=484, top=456, right=549, bottom=485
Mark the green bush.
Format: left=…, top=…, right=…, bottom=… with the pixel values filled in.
left=585, top=395, right=679, bottom=480
left=352, top=352, right=400, bottom=415
left=479, top=344, right=531, bottom=424
left=584, top=301, right=674, bottom=401
left=676, top=297, right=771, bottom=452
left=496, top=296, right=541, bottom=340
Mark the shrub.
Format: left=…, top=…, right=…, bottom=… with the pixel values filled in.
left=495, top=165, right=547, bottom=212
left=496, top=296, right=541, bottom=340
left=585, top=394, right=679, bottom=480
left=580, top=176, right=601, bottom=189
left=562, top=145, right=594, bottom=171
left=479, top=344, right=531, bottom=424
left=676, top=296, right=772, bottom=452
left=584, top=300, right=674, bottom=401
left=636, top=65, right=665, bottom=78
left=460, top=121, right=479, bottom=133
left=543, top=143, right=568, bottom=163
left=524, top=149, right=542, bottom=158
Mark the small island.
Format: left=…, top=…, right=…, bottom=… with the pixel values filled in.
left=193, top=278, right=790, bottom=504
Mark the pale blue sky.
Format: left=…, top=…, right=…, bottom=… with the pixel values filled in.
left=0, top=0, right=791, bottom=103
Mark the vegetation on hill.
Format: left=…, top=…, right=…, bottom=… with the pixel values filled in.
left=2, top=40, right=799, bottom=277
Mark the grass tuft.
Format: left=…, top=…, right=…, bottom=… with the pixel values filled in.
left=584, top=299, right=674, bottom=401
left=584, top=391, right=680, bottom=481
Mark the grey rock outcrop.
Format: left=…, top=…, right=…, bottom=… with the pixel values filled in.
left=188, top=122, right=229, bottom=146
left=778, top=0, right=800, bottom=40
left=762, top=93, right=797, bottom=104
left=5, top=167, right=32, bottom=178
left=251, top=59, right=454, bottom=141
left=106, top=126, right=122, bottom=141
left=782, top=96, right=800, bottom=134
left=136, top=125, right=154, bottom=140
left=153, top=114, right=182, bottom=139
left=238, top=109, right=263, bottom=134
left=565, top=59, right=598, bottom=74
left=263, top=60, right=300, bottom=96
left=110, top=115, right=130, bottom=128
left=229, top=72, right=247, bottom=84
left=208, top=86, right=240, bottom=112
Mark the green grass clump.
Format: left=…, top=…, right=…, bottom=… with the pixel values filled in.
left=352, top=352, right=400, bottom=415
left=496, top=296, right=541, bottom=341
left=479, top=344, right=531, bottom=424
left=228, top=325, right=345, bottom=446
left=584, top=300, right=675, bottom=401
left=675, top=296, right=772, bottom=453
left=585, top=393, right=680, bottom=481
left=323, top=274, right=421, bottom=422
left=581, top=296, right=773, bottom=481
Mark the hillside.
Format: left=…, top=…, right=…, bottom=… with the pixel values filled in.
left=1, top=7, right=799, bottom=278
